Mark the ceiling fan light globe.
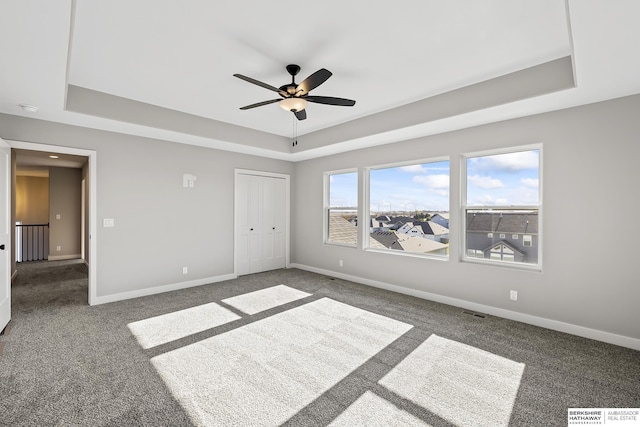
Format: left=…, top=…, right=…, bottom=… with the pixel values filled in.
left=279, top=98, right=307, bottom=112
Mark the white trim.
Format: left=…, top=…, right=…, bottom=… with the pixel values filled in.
left=48, top=254, right=82, bottom=261
left=324, top=169, right=358, bottom=247
left=234, top=169, right=291, bottom=276
left=7, top=140, right=98, bottom=306
left=289, top=263, right=640, bottom=351
left=91, top=273, right=237, bottom=305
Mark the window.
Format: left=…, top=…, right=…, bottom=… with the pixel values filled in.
left=463, top=147, right=541, bottom=268
left=467, top=249, right=484, bottom=258
left=367, top=159, right=450, bottom=257
left=325, top=170, right=358, bottom=246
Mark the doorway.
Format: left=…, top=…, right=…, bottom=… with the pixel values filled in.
left=8, top=140, right=97, bottom=305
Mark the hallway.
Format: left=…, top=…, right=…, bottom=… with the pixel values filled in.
left=12, top=259, right=88, bottom=313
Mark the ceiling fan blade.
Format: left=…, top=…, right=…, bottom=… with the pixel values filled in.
left=234, top=74, right=287, bottom=96
left=239, top=99, right=281, bottom=110
left=294, top=109, right=307, bottom=120
left=306, top=96, right=356, bottom=107
left=297, top=68, right=332, bottom=95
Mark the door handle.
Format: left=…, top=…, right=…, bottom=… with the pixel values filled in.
left=0, top=244, right=5, bottom=250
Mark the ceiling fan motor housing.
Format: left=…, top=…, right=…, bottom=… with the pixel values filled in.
left=286, top=64, right=301, bottom=77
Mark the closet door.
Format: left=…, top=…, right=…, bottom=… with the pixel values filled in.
left=236, top=173, right=287, bottom=275
left=262, top=176, right=286, bottom=271
left=235, top=174, right=253, bottom=276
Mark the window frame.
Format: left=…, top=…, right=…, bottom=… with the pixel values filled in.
left=460, top=145, right=542, bottom=271
left=324, top=169, right=359, bottom=248
left=364, top=156, right=450, bottom=260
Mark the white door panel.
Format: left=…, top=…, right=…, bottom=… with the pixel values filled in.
left=0, top=137, right=11, bottom=332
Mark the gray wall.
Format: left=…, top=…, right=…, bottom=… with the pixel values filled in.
left=15, top=176, right=49, bottom=224
left=49, top=167, right=82, bottom=259
left=292, top=94, right=640, bottom=342
left=0, top=115, right=294, bottom=298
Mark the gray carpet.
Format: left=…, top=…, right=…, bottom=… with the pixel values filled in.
left=0, top=260, right=638, bottom=426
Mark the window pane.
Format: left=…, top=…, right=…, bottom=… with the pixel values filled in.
left=466, top=208, right=539, bottom=264
left=464, top=147, right=540, bottom=267
left=369, top=160, right=450, bottom=257
left=327, top=172, right=358, bottom=246
left=466, top=150, right=539, bottom=206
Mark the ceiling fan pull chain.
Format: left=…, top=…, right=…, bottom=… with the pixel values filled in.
left=292, top=115, right=298, bottom=147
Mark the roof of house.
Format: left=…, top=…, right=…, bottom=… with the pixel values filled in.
left=431, top=213, right=450, bottom=220
left=328, top=215, right=357, bottom=244
left=466, top=212, right=538, bottom=234
left=370, top=231, right=399, bottom=249
left=390, top=216, right=414, bottom=226
left=413, top=221, right=450, bottom=235
left=482, top=239, right=526, bottom=255
left=396, top=235, right=448, bottom=253
left=374, top=215, right=392, bottom=223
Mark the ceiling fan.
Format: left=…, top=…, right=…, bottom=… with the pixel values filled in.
left=234, top=64, right=356, bottom=121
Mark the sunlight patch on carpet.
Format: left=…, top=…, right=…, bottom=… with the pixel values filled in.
left=151, top=297, right=413, bottom=426
left=127, top=302, right=241, bottom=349
left=379, top=334, right=524, bottom=427
left=221, top=284, right=311, bottom=315
left=329, top=391, right=431, bottom=426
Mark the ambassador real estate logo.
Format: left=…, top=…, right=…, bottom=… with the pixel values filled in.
left=568, top=408, right=640, bottom=425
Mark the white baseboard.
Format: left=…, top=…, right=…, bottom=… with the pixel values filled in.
left=91, top=273, right=237, bottom=306
left=290, top=263, right=640, bottom=351
left=48, top=254, right=82, bottom=261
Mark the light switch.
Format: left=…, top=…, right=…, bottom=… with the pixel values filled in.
left=103, top=218, right=115, bottom=228
left=183, top=173, right=197, bottom=188
left=56, top=214, right=61, bottom=220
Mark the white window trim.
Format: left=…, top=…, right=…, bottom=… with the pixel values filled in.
left=460, top=144, right=543, bottom=271
left=364, top=156, right=450, bottom=260
left=324, top=168, right=359, bottom=248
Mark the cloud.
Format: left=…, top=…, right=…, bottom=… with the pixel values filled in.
left=413, top=174, right=449, bottom=189
left=471, top=150, right=539, bottom=172
left=400, top=165, right=427, bottom=174
left=468, top=194, right=496, bottom=206
left=521, top=177, right=539, bottom=188
left=468, top=174, right=504, bottom=189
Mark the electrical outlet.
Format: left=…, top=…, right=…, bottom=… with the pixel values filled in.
left=183, top=267, right=188, bottom=275
left=510, top=290, right=518, bottom=301
left=56, top=245, right=61, bottom=252
left=339, top=259, right=343, bottom=267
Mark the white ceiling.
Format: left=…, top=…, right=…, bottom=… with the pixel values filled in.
left=1, top=1, right=639, bottom=161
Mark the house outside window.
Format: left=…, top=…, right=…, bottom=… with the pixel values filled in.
left=367, top=159, right=450, bottom=257
left=462, top=146, right=541, bottom=269
left=325, top=170, right=358, bottom=246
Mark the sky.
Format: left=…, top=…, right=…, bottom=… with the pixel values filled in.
left=329, top=149, right=539, bottom=213
left=466, top=149, right=539, bottom=207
